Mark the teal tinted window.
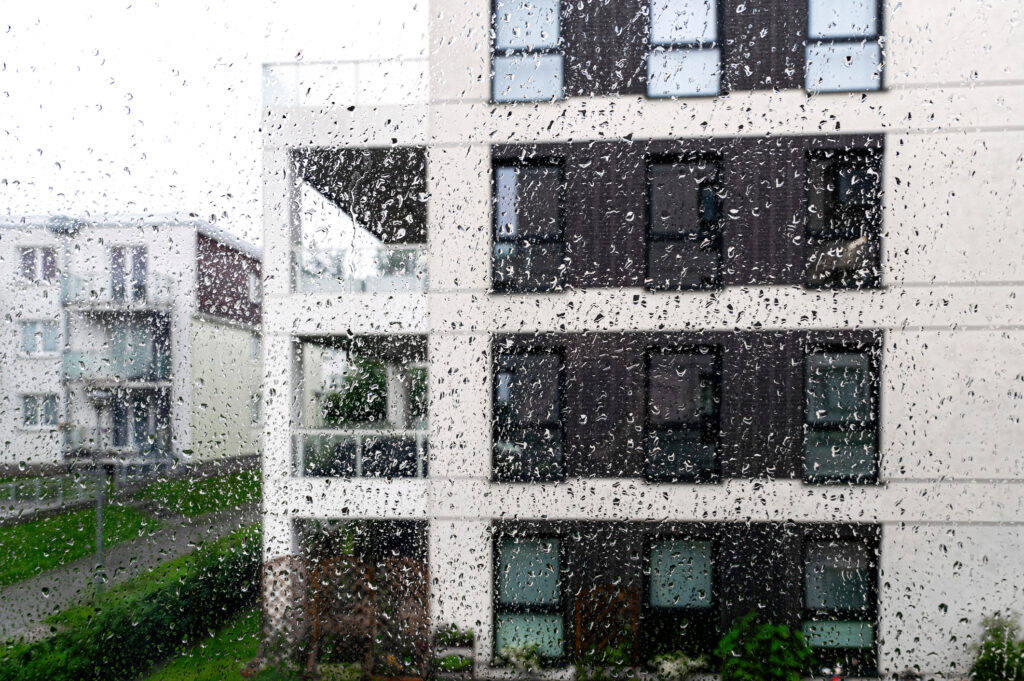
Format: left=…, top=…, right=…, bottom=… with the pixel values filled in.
left=649, top=540, right=713, bottom=609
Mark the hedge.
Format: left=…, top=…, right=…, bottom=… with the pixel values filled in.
left=0, top=526, right=260, bottom=681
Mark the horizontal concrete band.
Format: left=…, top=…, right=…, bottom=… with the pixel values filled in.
left=261, top=478, right=1024, bottom=523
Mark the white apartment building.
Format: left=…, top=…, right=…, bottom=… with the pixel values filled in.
left=0, top=216, right=263, bottom=471
left=260, top=1, right=1024, bottom=678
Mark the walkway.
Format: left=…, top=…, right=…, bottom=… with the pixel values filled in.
left=0, top=503, right=258, bottom=641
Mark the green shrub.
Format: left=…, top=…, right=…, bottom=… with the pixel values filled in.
left=971, top=613, right=1024, bottom=681
left=0, top=527, right=260, bottom=681
left=576, top=641, right=636, bottom=681
left=714, top=613, right=815, bottom=681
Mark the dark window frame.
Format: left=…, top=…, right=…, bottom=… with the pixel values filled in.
left=644, top=153, right=723, bottom=291
left=640, top=524, right=721, bottom=659
left=643, top=344, right=722, bottom=483
left=491, top=0, right=565, bottom=104
left=646, top=0, right=726, bottom=99
left=800, top=524, right=880, bottom=676
left=491, top=156, right=568, bottom=293
left=804, top=147, right=883, bottom=290
left=492, top=345, right=567, bottom=483
left=801, top=333, right=881, bottom=485
left=804, top=0, right=885, bottom=94
left=492, top=529, right=567, bottom=666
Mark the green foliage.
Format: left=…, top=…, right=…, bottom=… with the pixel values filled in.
left=577, top=641, right=637, bottom=681
left=320, top=358, right=388, bottom=426
left=0, top=506, right=159, bottom=586
left=649, top=650, right=707, bottom=681
left=435, top=623, right=474, bottom=648
left=133, top=470, right=260, bottom=517
left=140, top=608, right=260, bottom=681
left=971, top=613, right=1024, bottom=681
left=435, top=654, right=473, bottom=673
left=714, top=613, right=815, bottom=681
left=0, top=527, right=260, bottom=681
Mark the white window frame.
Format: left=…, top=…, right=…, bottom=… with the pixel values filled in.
left=19, top=320, right=60, bottom=357
left=247, top=271, right=262, bottom=304
left=21, top=394, right=60, bottom=430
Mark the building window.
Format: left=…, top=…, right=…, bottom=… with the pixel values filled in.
left=22, top=394, right=59, bottom=428
left=646, top=349, right=719, bottom=482
left=248, top=271, right=262, bottom=304
left=492, top=0, right=563, bottom=103
left=20, top=321, right=59, bottom=356
left=251, top=392, right=262, bottom=428
left=493, top=350, right=563, bottom=481
left=110, top=245, right=148, bottom=302
left=647, top=0, right=720, bottom=97
left=803, top=536, right=878, bottom=674
left=804, top=349, right=878, bottom=483
left=646, top=158, right=722, bottom=290
left=19, top=247, right=57, bottom=283
left=805, top=0, right=882, bottom=93
left=806, top=150, right=882, bottom=289
left=495, top=535, right=564, bottom=661
left=644, top=534, right=718, bottom=657
left=493, top=162, right=567, bottom=292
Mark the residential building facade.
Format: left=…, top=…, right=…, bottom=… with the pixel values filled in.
left=0, top=216, right=262, bottom=471
left=260, top=1, right=1023, bottom=678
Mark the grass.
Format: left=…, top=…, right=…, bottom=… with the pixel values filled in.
left=133, top=470, right=260, bottom=517
left=0, top=505, right=159, bottom=586
left=139, top=606, right=301, bottom=681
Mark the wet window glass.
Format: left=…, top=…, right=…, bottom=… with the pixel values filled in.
left=648, top=0, right=720, bottom=96
left=493, top=0, right=563, bottom=102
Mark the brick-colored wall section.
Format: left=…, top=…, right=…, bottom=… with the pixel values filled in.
left=195, top=232, right=261, bottom=326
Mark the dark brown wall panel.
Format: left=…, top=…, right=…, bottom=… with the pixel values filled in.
left=562, top=0, right=648, bottom=97
left=196, top=232, right=261, bottom=326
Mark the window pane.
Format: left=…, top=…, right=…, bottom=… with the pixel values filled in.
left=20, top=322, right=36, bottom=354
left=805, top=41, right=882, bottom=93
left=802, top=621, right=875, bottom=649
left=41, top=247, right=57, bottom=281
left=495, top=613, right=564, bottom=658
left=498, top=537, right=560, bottom=605
left=647, top=48, right=720, bottom=97
left=22, top=396, right=38, bottom=426
left=493, top=53, right=563, bottom=102
left=495, top=0, right=560, bottom=51
left=493, top=241, right=567, bottom=291
left=649, top=353, right=715, bottom=426
left=649, top=540, right=713, bottom=608
left=805, top=542, right=872, bottom=611
left=836, top=164, right=879, bottom=207
left=41, top=322, right=59, bottom=354
left=42, top=396, right=59, bottom=426
left=647, top=428, right=716, bottom=480
left=651, top=0, right=717, bottom=44
left=496, top=353, right=561, bottom=425
left=495, top=427, right=563, bottom=481
left=804, top=429, right=876, bottom=479
left=20, top=248, right=35, bottom=280
left=649, top=163, right=709, bottom=237
left=806, top=352, right=871, bottom=425
left=517, top=167, right=561, bottom=240
left=495, top=166, right=519, bottom=239
left=809, top=0, right=878, bottom=39
left=648, top=240, right=719, bottom=290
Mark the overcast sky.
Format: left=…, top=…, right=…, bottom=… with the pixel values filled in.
left=0, top=0, right=426, bottom=244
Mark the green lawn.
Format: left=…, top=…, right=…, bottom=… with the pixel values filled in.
left=0, top=505, right=159, bottom=586
left=133, top=470, right=260, bottom=517
left=140, top=607, right=300, bottom=681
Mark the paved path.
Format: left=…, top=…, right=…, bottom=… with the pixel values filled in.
left=0, top=503, right=258, bottom=641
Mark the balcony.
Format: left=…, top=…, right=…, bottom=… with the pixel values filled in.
left=62, top=272, right=174, bottom=311
left=63, top=347, right=171, bottom=383
left=64, top=424, right=171, bottom=460
left=296, top=429, right=428, bottom=478
left=296, top=244, right=427, bottom=294
left=262, top=58, right=428, bottom=108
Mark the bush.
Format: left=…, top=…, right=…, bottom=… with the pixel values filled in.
left=714, top=613, right=815, bottom=681
left=576, top=641, right=635, bottom=681
left=0, top=527, right=260, bottom=681
left=650, top=650, right=707, bottom=681
left=971, top=613, right=1024, bottom=681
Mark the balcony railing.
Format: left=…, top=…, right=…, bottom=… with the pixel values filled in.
left=296, top=429, right=428, bottom=478
left=262, top=58, right=428, bottom=108
left=296, top=244, right=427, bottom=294
left=62, top=272, right=174, bottom=310
left=64, top=424, right=172, bottom=459
left=63, top=347, right=171, bottom=382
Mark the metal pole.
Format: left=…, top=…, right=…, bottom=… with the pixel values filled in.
left=95, top=463, right=105, bottom=593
